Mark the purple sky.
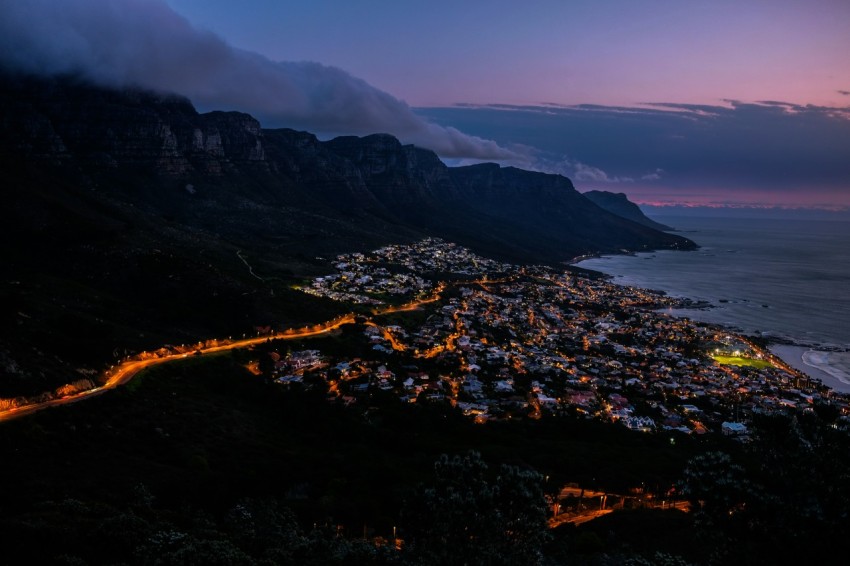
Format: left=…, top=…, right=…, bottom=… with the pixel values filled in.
left=2, top=0, right=848, bottom=209
left=166, top=0, right=850, bottom=109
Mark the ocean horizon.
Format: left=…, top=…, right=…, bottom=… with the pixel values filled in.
left=577, top=214, right=850, bottom=393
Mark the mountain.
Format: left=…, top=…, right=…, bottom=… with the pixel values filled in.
left=583, top=190, right=674, bottom=231
left=0, top=73, right=695, bottom=395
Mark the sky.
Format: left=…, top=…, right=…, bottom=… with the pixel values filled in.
left=1, top=0, right=849, bottom=209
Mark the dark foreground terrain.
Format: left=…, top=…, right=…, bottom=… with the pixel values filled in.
left=0, top=348, right=704, bottom=564
left=2, top=339, right=848, bottom=565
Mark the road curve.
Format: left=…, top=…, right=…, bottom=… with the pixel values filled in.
left=0, top=315, right=356, bottom=423
left=0, top=284, right=455, bottom=424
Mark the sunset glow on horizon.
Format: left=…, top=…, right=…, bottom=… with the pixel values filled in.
left=604, top=184, right=850, bottom=211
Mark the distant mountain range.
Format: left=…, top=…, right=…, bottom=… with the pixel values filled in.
left=0, top=72, right=694, bottom=395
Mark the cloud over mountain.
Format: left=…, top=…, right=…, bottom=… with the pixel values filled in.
left=0, top=0, right=515, bottom=160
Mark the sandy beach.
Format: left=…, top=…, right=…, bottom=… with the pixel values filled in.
left=770, top=344, right=850, bottom=394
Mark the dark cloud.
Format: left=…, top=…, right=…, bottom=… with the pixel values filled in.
left=0, top=0, right=516, bottom=160
left=839, top=90, right=850, bottom=96
left=418, top=100, right=850, bottom=205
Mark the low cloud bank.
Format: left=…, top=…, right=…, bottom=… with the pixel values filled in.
left=0, top=0, right=517, bottom=160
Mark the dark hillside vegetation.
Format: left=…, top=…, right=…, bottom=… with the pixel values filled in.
left=0, top=351, right=709, bottom=565
left=2, top=349, right=845, bottom=565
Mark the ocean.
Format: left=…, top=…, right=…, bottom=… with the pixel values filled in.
left=576, top=215, right=850, bottom=393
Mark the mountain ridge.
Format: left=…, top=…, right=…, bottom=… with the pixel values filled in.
left=2, top=72, right=693, bottom=259
left=583, top=190, right=674, bottom=231
left=0, top=72, right=695, bottom=395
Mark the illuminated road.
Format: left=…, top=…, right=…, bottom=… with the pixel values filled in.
left=0, top=283, right=455, bottom=423
left=0, top=315, right=358, bottom=423
left=373, top=284, right=445, bottom=315
left=548, top=489, right=689, bottom=528
left=550, top=509, right=613, bottom=527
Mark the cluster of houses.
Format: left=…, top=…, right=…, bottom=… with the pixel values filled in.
left=279, top=239, right=849, bottom=438
left=300, top=238, right=513, bottom=305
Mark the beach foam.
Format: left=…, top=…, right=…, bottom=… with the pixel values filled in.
left=770, top=345, right=850, bottom=394
left=802, top=350, right=850, bottom=387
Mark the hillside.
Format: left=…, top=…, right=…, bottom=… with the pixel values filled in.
left=583, top=190, right=674, bottom=231
left=0, top=72, right=694, bottom=395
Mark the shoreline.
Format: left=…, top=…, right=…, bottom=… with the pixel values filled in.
left=574, top=237, right=850, bottom=396
left=670, top=307, right=850, bottom=396
left=577, top=259, right=850, bottom=395
left=768, top=345, right=850, bottom=394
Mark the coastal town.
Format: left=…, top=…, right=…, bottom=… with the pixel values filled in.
left=281, top=238, right=849, bottom=438
left=2, top=237, right=847, bottom=564
left=4, top=237, right=843, bottom=436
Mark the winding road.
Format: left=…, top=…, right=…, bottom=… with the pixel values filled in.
left=0, top=315, right=359, bottom=423
left=0, top=283, right=458, bottom=424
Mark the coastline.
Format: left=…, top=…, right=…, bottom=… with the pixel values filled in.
left=574, top=252, right=846, bottom=394
left=575, top=216, right=850, bottom=397
left=574, top=257, right=850, bottom=397
left=770, top=345, right=850, bottom=394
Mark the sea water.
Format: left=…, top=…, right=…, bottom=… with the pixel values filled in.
left=576, top=215, right=850, bottom=393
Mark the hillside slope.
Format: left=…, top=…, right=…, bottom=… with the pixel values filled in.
left=0, top=73, right=694, bottom=395
left=583, top=190, right=674, bottom=231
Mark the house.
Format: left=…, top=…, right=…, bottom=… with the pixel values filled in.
left=537, top=394, right=559, bottom=407
left=462, top=376, right=484, bottom=394
left=721, top=422, right=748, bottom=436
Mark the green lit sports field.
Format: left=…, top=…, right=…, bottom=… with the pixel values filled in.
left=712, top=355, right=774, bottom=369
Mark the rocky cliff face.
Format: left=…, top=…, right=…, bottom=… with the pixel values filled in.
left=322, top=134, right=460, bottom=208
left=1, top=72, right=694, bottom=262
left=583, top=190, right=674, bottom=231
left=1, top=75, right=266, bottom=176
left=446, top=165, right=690, bottom=261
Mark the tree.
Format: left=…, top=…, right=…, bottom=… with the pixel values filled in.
left=257, top=352, right=276, bottom=382
left=678, top=451, right=758, bottom=530
left=223, top=498, right=303, bottom=560
left=678, top=412, right=850, bottom=565
left=402, top=451, right=550, bottom=566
